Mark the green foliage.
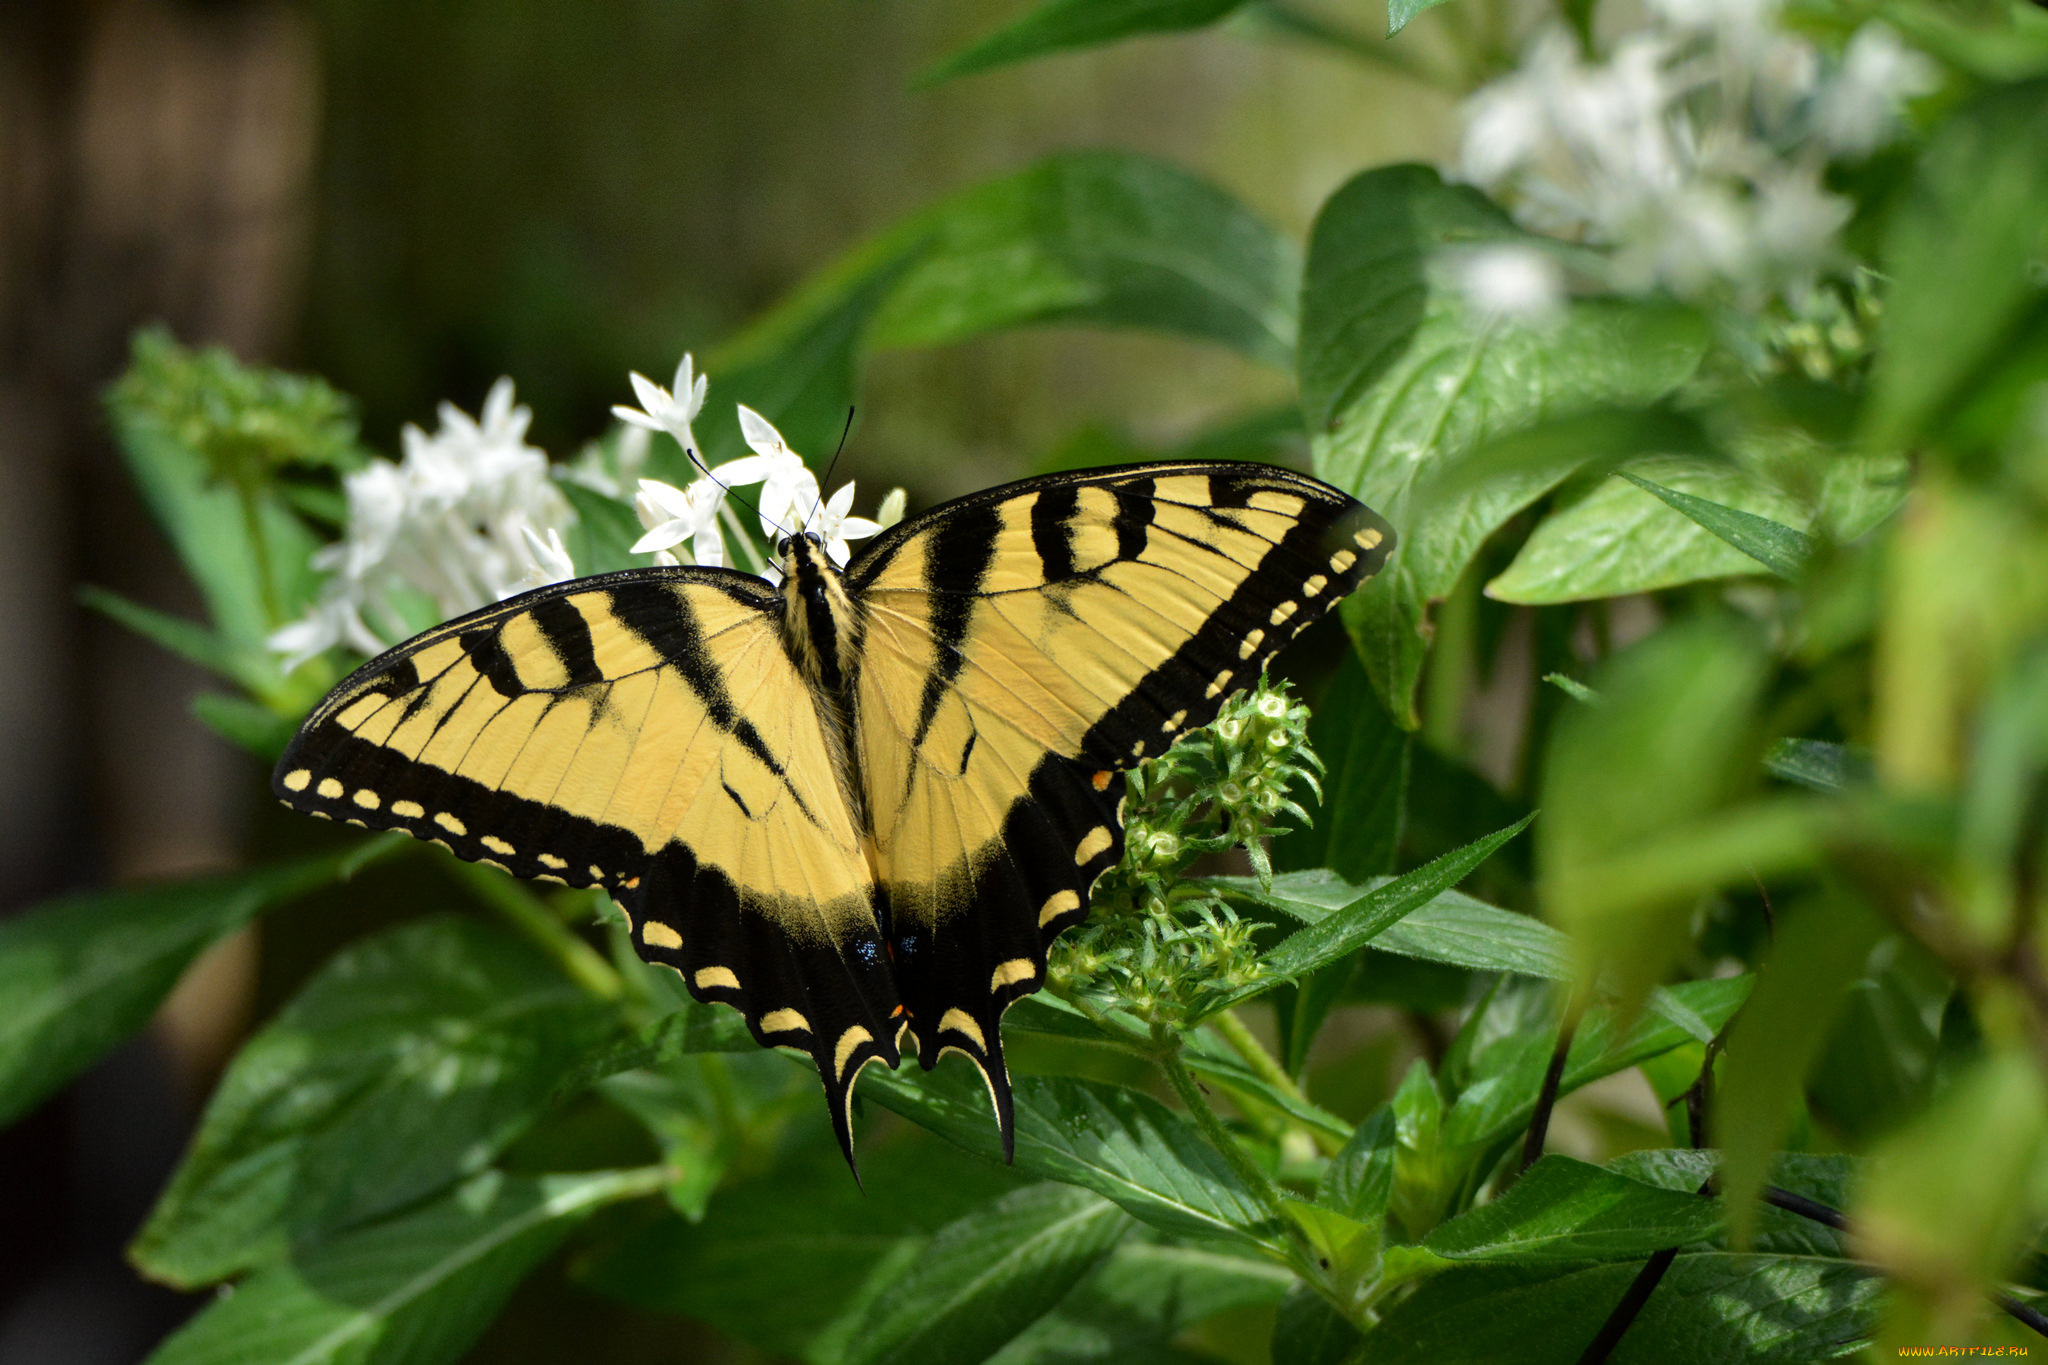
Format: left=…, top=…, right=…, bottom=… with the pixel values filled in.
left=22, top=5, right=2048, bottom=1359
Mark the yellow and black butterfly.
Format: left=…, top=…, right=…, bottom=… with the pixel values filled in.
left=274, top=461, right=1393, bottom=1169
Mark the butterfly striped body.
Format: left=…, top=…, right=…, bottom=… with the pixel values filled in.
left=275, top=461, right=1394, bottom=1170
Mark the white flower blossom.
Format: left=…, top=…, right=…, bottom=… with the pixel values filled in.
left=875, top=487, right=908, bottom=530
left=560, top=423, right=651, bottom=500
left=631, top=476, right=732, bottom=567
left=268, top=378, right=573, bottom=669
left=611, top=352, right=709, bottom=461
left=1456, top=10, right=1933, bottom=306
left=1812, top=23, right=1938, bottom=157
left=808, top=478, right=884, bottom=567
left=1447, top=243, right=1568, bottom=325
left=725, top=406, right=821, bottom=540
left=518, top=523, right=577, bottom=589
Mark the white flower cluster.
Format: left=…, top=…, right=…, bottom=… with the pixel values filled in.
left=613, top=357, right=886, bottom=581
left=1454, top=0, right=1937, bottom=310
left=270, top=354, right=903, bottom=671
left=269, top=379, right=574, bottom=669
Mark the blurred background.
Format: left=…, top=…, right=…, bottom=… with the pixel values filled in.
left=0, top=2, right=1479, bottom=1359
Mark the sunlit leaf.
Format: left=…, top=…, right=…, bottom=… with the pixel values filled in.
left=845, top=1184, right=1129, bottom=1365
left=1487, top=458, right=1813, bottom=603
left=920, top=0, right=1245, bottom=85
left=144, top=1168, right=661, bottom=1365
left=1299, top=164, right=1706, bottom=723
left=1718, top=893, right=1886, bottom=1248
left=0, top=844, right=397, bottom=1131
left=133, top=917, right=615, bottom=1288
left=866, top=1066, right=1276, bottom=1246
left=1424, top=1156, right=1721, bottom=1263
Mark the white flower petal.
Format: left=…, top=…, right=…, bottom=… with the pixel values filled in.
left=737, top=405, right=788, bottom=456
left=631, top=520, right=691, bottom=555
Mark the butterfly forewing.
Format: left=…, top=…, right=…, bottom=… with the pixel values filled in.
left=273, top=569, right=902, bottom=1157
left=845, top=463, right=1394, bottom=1148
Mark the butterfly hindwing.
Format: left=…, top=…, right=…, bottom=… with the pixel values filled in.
left=272, top=570, right=902, bottom=1161
left=846, top=462, right=1394, bottom=1145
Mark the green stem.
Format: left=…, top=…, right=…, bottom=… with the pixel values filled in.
left=1208, top=1010, right=1343, bottom=1156
left=1158, top=1030, right=1287, bottom=1220
left=447, top=859, right=624, bottom=999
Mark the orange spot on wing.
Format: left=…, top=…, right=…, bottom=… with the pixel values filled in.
left=1091, top=770, right=1111, bottom=791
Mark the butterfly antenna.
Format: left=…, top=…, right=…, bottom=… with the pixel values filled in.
left=805, top=406, right=856, bottom=534
left=683, top=443, right=790, bottom=541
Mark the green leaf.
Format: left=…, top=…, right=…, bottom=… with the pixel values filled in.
left=691, top=243, right=926, bottom=477
left=1319, top=1104, right=1396, bottom=1224
left=1716, top=893, right=1886, bottom=1249
left=921, top=0, right=1245, bottom=85
left=1608, top=1150, right=1853, bottom=1259
left=865, top=1066, right=1276, bottom=1246
left=1181, top=1029, right=1353, bottom=1142
left=846, top=1184, right=1130, bottom=1365
left=1486, top=457, right=1813, bottom=603
left=0, top=846, right=392, bottom=1130
left=1614, top=470, right=1814, bottom=580
left=1856, top=1052, right=2048, bottom=1300
left=868, top=151, right=1300, bottom=370
left=556, top=997, right=759, bottom=1100
left=1807, top=938, right=1947, bottom=1141
left=1440, top=977, right=1751, bottom=1151
left=992, top=1237, right=1293, bottom=1365
left=1866, top=80, right=2048, bottom=449
left=1270, top=1284, right=1367, bottom=1365
left=1299, top=165, right=1706, bottom=723
left=1387, top=0, right=1456, bottom=35
left=557, top=479, right=646, bottom=578
left=1764, top=739, right=1866, bottom=793
left=1210, top=814, right=1534, bottom=1011
left=1544, top=674, right=1601, bottom=705
left=574, top=1125, right=1025, bottom=1362
left=1538, top=618, right=1770, bottom=1010
left=1277, top=650, right=1407, bottom=882
left=1242, top=874, right=1574, bottom=981
left=1424, top=1156, right=1721, bottom=1263
left=132, top=917, right=615, bottom=1288
left=1353, top=1255, right=1878, bottom=1363
left=78, top=585, right=277, bottom=695
left=192, top=692, right=301, bottom=761
left=143, top=1167, right=661, bottom=1365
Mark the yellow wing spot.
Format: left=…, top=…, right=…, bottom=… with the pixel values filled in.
left=1162, top=709, right=1186, bottom=732
left=536, top=874, right=566, bottom=886
left=1238, top=629, right=1265, bottom=660
left=588, top=865, right=605, bottom=881
left=761, top=1007, right=811, bottom=1035
left=481, top=835, right=515, bottom=856
left=316, top=777, right=345, bottom=799
left=1269, top=601, right=1299, bottom=626
left=1205, top=668, right=1233, bottom=700
left=392, top=800, right=425, bottom=819
left=1039, top=889, right=1081, bottom=927
left=435, top=811, right=467, bottom=836
left=613, top=902, right=635, bottom=935
left=353, top=788, right=381, bottom=810
left=1091, top=770, right=1112, bottom=792
left=642, top=921, right=683, bottom=950
left=939, top=1008, right=986, bottom=1050
left=480, top=858, right=509, bottom=874
left=344, top=818, right=367, bottom=829
left=1329, top=548, right=1358, bottom=574
left=309, top=810, right=333, bottom=821
left=695, top=966, right=740, bottom=992
left=538, top=852, right=567, bottom=870
left=991, top=958, right=1037, bottom=992
left=834, top=1024, right=874, bottom=1080
left=1130, top=740, right=1146, bottom=758
left=1074, top=826, right=1113, bottom=864
left=1302, top=574, right=1329, bottom=597
left=283, top=769, right=312, bottom=792
left=1355, top=527, right=1384, bottom=550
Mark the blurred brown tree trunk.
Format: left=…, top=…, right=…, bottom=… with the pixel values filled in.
left=0, top=1, right=317, bottom=1356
